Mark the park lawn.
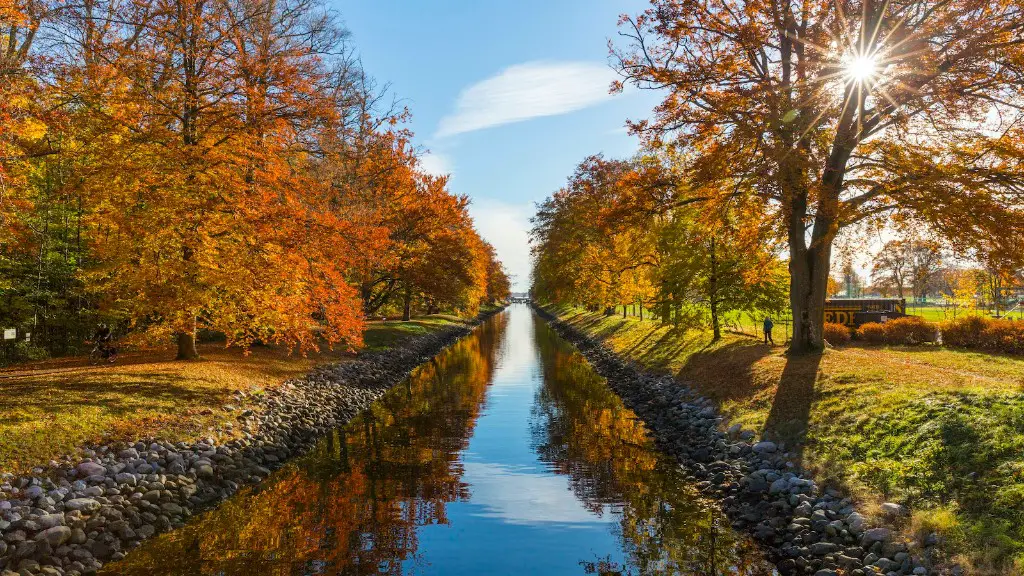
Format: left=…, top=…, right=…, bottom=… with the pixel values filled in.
left=548, top=304, right=1024, bottom=574
left=0, top=315, right=469, bottom=475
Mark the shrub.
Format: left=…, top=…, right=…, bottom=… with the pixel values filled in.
left=883, top=316, right=938, bottom=345
left=940, top=315, right=987, bottom=349
left=982, top=320, right=1024, bottom=355
left=823, top=322, right=852, bottom=346
left=856, top=322, right=887, bottom=344
left=942, top=316, right=1024, bottom=355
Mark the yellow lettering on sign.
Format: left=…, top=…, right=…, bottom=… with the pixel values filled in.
left=824, top=309, right=856, bottom=327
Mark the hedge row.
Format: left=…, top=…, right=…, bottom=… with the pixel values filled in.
left=941, top=315, right=1024, bottom=355
left=824, top=315, right=1024, bottom=355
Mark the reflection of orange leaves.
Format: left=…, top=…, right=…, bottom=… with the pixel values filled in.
left=112, top=315, right=505, bottom=575
left=534, top=322, right=768, bottom=574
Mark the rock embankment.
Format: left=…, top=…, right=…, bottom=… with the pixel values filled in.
left=534, top=306, right=941, bottom=576
left=0, top=310, right=501, bottom=576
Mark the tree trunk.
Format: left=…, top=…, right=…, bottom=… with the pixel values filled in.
left=709, top=238, right=720, bottom=341
left=402, top=284, right=412, bottom=322
left=622, top=305, right=626, bottom=319
left=175, top=316, right=199, bottom=360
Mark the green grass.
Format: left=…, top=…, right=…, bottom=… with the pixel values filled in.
left=0, top=314, right=471, bottom=475
left=362, top=315, right=467, bottom=351
left=547, top=304, right=1024, bottom=574
left=904, top=303, right=1024, bottom=323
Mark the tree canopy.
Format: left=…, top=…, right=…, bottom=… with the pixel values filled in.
left=611, top=0, right=1024, bottom=350
left=0, top=0, right=509, bottom=361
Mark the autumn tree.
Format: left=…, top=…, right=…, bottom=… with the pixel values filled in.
left=482, top=242, right=511, bottom=305
left=614, top=0, right=1024, bottom=351
left=531, top=156, right=660, bottom=314
left=47, top=0, right=374, bottom=358
left=659, top=212, right=788, bottom=340
left=531, top=154, right=787, bottom=338
left=907, top=240, right=943, bottom=301
left=871, top=241, right=910, bottom=298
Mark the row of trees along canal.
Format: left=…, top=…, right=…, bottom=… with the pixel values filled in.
left=532, top=0, right=1024, bottom=350
left=0, top=0, right=511, bottom=361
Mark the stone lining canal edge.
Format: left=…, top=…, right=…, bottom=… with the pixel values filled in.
left=532, top=304, right=941, bottom=576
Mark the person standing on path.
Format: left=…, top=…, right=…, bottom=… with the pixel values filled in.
left=763, top=316, right=774, bottom=345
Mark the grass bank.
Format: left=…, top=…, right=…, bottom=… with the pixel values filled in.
left=0, top=314, right=477, bottom=475
left=545, top=304, right=1024, bottom=574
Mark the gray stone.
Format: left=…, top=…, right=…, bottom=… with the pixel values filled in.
left=36, top=526, right=71, bottom=547
left=873, top=557, right=899, bottom=572
left=64, top=498, right=101, bottom=513
left=16, top=559, right=40, bottom=572
left=76, top=462, right=105, bottom=478
left=769, top=478, right=788, bottom=495
left=34, top=514, right=63, bottom=530
left=22, top=486, right=43, bottom=500
left=752, top=441, right=777, bottom=454
left=847, top=512, right=866, bottom=532
left=194, top=464, right=214, bottom=479
left=810, top=542, right=839, bottom=555
left=862, top=527, right=891, bottom=545
left=880, top=502, right=906, bottom=517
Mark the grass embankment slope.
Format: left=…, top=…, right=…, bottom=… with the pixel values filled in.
left=0, top=314, right=476, bottom=475
left=546, top=304, right=1024, bottom=574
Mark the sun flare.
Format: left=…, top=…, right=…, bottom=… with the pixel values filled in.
left=847, top=55, right=877, bottom=83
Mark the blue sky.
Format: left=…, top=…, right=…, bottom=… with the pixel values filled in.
left=336, top=0, right=660, bottom=290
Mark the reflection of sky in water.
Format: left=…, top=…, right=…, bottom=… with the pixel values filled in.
left=405, top=306, right=625, bottom=574
left=461, top=461, right=612, bottom=525
left=109, top=305, right=767, bottom=576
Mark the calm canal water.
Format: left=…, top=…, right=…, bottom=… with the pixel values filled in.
left=107, top=305, right=770, bottom=575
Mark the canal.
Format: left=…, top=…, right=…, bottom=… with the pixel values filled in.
left=107, top=305, right=769, bottom=575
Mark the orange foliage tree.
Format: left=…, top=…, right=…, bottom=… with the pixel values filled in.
left=613, top=0, right=1024, bottom=351
left=1, top=0, right=506, bottom=360
left=531, top=154, right=787, bottom=336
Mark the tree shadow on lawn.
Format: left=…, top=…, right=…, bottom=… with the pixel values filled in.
left=0, top=371, right=230, bottom=426
left=762, top=352, right=823, bottom=464
left=678, top=340, right=823, bottom=465
left=566, top=311, right=632, bottom=341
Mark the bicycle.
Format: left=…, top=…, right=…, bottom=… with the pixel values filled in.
left=88, top=340, right=118, bottom=365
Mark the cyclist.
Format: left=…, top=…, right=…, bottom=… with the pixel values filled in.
left=91, top=323, right=116, bottom=361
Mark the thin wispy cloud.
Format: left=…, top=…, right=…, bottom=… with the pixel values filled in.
left=435, top=61, right=619, bottom=138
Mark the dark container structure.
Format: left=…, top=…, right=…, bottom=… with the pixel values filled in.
left=824, top=298, right=907, bottom=327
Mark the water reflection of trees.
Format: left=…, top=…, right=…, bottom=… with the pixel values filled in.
left=530, top=321, right=772, bottom=576
left=109, top=314, right=507, bottom=576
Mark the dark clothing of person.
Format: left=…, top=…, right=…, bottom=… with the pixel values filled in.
left=763, top=318, right=774, bottom=345
left=93, top=326, right=114, bottom=358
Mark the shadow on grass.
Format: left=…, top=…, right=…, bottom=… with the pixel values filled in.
left=0, top=372, right=228, bottom=425
left=762, top=352, right=822, bottom=463
left=677, top=340, right=823, bottom=464
left=676, top=340, right=775, bottom=403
